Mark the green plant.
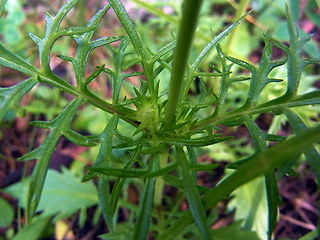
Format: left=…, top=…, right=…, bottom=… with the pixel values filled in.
left=0, top=0, right=319, bottom=239
left=0, top=0, right=25, bottom=46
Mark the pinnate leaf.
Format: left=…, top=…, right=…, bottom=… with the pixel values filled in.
left=19, top=98, right=94, bottom=222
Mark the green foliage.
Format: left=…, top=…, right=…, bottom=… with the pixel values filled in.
left=254, top=0, right=320, bottom=59
left=19, top=98, right=95, bottom=222
left=211, top=221, right=260, bottom=240
left=23, top=85, right=68, bottom=120
left=0, top=0, right=25, bottom=45
left=11, top=217, right=51, bottom=240
left=4, top=168, right=98, bottom=221
left=0, top=0, right=319, bottom=239
left=230, top=177, right=268, bottom=239
left=0, top=78, right=37, bottom=122
left=0, top=197, right=14, bottom=227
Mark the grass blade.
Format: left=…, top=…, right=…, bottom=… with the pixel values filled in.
left=265, top=171, right=280, bottom=240
left=176, top=146, right=211, bottom=240
left=133, top=177, right=156, bottom=240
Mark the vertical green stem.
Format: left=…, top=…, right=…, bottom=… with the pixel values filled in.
left=154, top=150, right=168, bottom=206
left=226, top=0, right=250, bottom=53
left=164, top=0, right=203, bottom=128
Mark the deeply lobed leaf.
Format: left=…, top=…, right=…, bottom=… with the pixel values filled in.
left=19, top=98, right=94, bottom=222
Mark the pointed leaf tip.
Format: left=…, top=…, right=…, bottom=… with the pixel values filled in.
left=29, top=120, right=53, bottom=129
left=18, top=147, right=42, bottom=161
left=29, top=32, right=42, bottom=44
left=63, top=129, right=96, bottom=147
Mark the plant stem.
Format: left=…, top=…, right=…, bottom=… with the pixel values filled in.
left=164, top=0, right=203, bottom=128
left=154, top=150, right=168, bottom=206
left=225, top=0, right=250, bottom=54
left=191, top=90, right=320, bottom=130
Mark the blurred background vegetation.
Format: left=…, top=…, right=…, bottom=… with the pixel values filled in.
left=0, top=0, right=319, bottom=239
